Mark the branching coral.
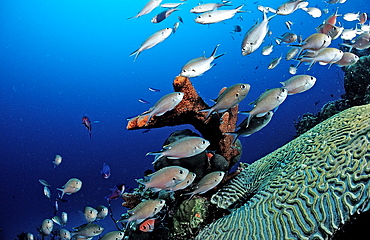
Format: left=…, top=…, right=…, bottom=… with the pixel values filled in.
left=127, top=76, right=240, bottom=164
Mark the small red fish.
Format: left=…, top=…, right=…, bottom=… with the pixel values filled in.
left=139, top=218, right=160, bottom=232
left=82, top=116, right=92, bottom=138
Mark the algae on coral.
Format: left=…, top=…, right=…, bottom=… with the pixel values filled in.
left=198, top=104, right=370, bottom=240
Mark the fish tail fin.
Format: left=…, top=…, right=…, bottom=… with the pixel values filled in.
left=214, top=53, right=226, bottom=60
left=130, top=49, right=141, bottom=62
left=57, top=188, right=65, bottom=199
left=235, top=5, right=244, bottom=12
left=210, top=44, right=221, bottom=58
left=146, top=151, right=162, bottom=156
left=199, top=108, right=213, bottom=119
left=341, top=43, right=353, bottom=53
left=238, top=111, right=252, bottom=129
left=224, top=132, right=239, bottom=145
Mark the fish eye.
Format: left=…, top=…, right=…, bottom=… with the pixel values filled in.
left=219, top=172, right=223, bottom=176
left=197, top=16, right=201, bottom=18
left=202, top=140, right=206, bottom=144
left=143, top=226, right=147, bottom=229
left=173, top=177, right=176, bottom=180
left=182, top=69, right=186, bottom=72
left=154, top=207, right=157, bottom=211
left=179, top=170, right=184, bottom=174
left=235, top=93, right=239, bottom=97
left=240, top=85, right=246, bottom=89
left=208, top=15, right=211, bottom=17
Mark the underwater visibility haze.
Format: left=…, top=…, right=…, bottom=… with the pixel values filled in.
left=1, top=0, right=369, bottom=239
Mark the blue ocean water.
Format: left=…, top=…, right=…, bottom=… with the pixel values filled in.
left=0, top=0, right=368, bottom=238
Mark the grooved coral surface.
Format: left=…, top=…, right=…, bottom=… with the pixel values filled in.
left=197, top=104, right=370, bottom=240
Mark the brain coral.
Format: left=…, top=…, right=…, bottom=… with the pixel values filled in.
left=197, top=104, right=370, bottom=240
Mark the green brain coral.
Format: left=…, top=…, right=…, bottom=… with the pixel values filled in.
left=197, top=104, right=370, bottom=240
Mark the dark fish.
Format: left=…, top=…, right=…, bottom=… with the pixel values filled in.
left=105, top=184, right=125, bottom=203
left=148, top=87, right=160, bottom=92
left=178, top=16, right=184, bottom=23
left=82, top=116, right=92, bottom=138
left=231, top=25, right=242, bottom=33
left=101, top=163, right=111, bottom=179
left=144, top=169, right=153, bottom=176
left=139, top=99, right=150, bottom=104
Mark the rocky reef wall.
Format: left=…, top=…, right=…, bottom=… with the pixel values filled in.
left=295, top=56, right=370, bottom=136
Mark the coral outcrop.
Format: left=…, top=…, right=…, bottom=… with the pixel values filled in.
left=295, top=55, right=370, bottom=135
left=197, top=104, right=370, bottom=239
left=127, top=76, right=240, bottom=165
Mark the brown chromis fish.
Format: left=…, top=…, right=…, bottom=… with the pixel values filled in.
left=146, top=136, right=210, bottom=163
left=137, top=166, right=189, bottom=192
left=185, top=171, right=225, bottom=199
left=141, top=92, right=184, bottom=126
left=200, top=83, right=251, bottom=119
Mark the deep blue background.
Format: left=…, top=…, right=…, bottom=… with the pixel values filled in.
left=0, top=0, right=367, bottom=238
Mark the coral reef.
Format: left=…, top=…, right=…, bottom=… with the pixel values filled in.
left=127, top=76, right=240, bottom=165
left=197, top=104, right=370, bottom=239
left=294, top=55, right=370, bottom=135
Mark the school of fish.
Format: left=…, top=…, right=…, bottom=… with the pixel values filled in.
left=25, top=0, right=369, bottom=239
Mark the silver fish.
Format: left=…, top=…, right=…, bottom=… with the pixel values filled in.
left=137, top=166, right=189, bottom=191
left=59, top=229, right=71, bottom=240
left=285, top=47, right=300, bottom=60
left=297, top=48, right=344, bottom=70
left=61, top=212, right=68, bottom=226
left=44, top=186, right=51, bottom=199
left=53, top=154, right=62, bottom=168
left=280, top=75, right=316, bottom=95
left=41, top=219, right=53, bottom=236
left=334, top=52, right=359, bottom=67
left=190, top=1, right=232, bottom=13
left=52, top=216, right=62, bottom=226
left=57, top=178, right=82, bottom=198
left=194, top=5, right=244, bottom=24
left=84, top=206, right=98, bottom=223
left=141, top=92, right=184, bottom=126
left=130, top=28, right=173, bottom=62
left=242, top=88, right=288, bottom=128
left=125, top=199, right=165, bottom=224
left=173, top=22, right=180, bottom=33
left=100, top=231, right=125, bottom=240
left=276, top=0, right=308, bottom=15
left=289, top=33, right=332, bottom=56
left=180, top=44, right=225, bottom=78
left=168, top=172, right=196, bottom=191
left=186, top=171, right=225, bottom=198
left=201, top=83, right=251, bottom=119
left=39, top=179, right=51, bottom=187
left=228, top=111, right=274, bottom=143
left=262, top=44, right=274, bottom=55
left=161, top=3, right=185, bottom=8
left=342, top=32, right=370, bottom=52
left=128, top=0, right=162, bottom=19
left=268, top=54, right=283, bottom=69
left=241, top=11, right=274, bottom=56
left=71, top=223, right=104, bottom=238
left=96, top=205, right=109, bottom=220
left=146, top=136, right=210, bottom=163
left=301, top=7, right=322, bottom=18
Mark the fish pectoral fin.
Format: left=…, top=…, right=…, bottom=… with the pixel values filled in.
left=167, top=156, right=180, bottom=159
